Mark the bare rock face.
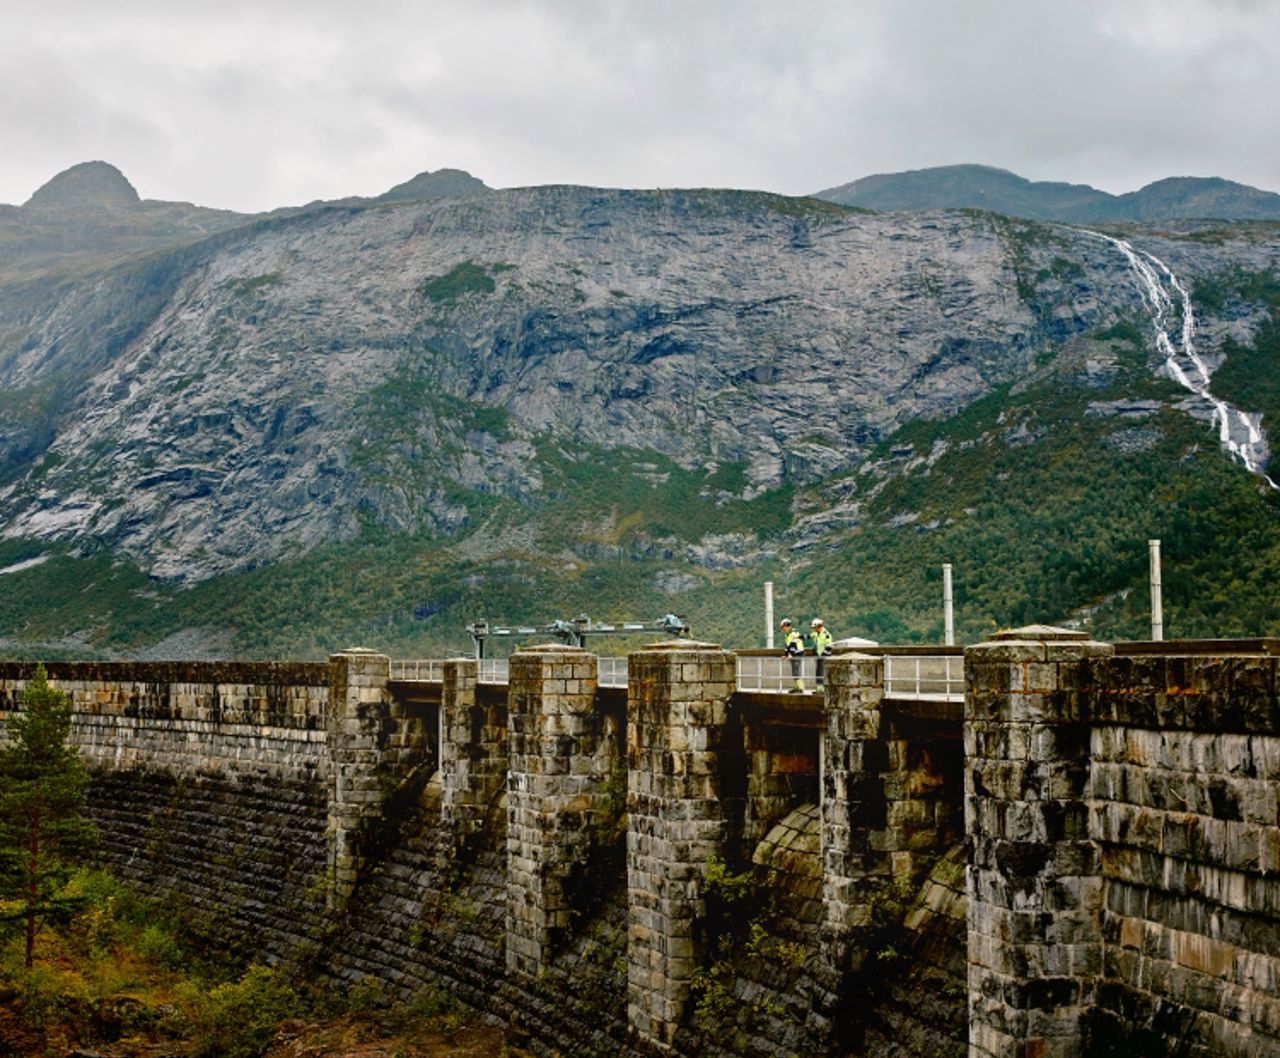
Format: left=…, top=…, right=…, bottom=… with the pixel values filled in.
left=0, top=183, right=1276, bottom=583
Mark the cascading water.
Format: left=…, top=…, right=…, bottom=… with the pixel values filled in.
left=1091, top=231, right=1277, bottom=489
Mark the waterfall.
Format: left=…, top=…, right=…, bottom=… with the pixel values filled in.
left=1091, top=231, right=1277, bottom=489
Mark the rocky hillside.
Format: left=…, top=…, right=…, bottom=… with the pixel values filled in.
left=1, top=163, right=1279, bottom=657
left=0, top=161, right=250, bottom=280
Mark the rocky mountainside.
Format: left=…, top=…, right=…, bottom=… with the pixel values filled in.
left=0, top=161, right=492, bottom=283
left=1, top=163, right=1279, bottom=657
left=815, top=164, right=1280, bottom=222
left=0, top=161, right=250, bottom=280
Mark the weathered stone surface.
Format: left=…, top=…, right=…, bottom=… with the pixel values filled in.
left=626, top=641, right=735, bottom=1051
left=4, top=643, right=1278, bottom=1057
left=505, top=647, right=613, bottom=977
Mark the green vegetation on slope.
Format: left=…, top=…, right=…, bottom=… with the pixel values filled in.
left=0, top=867, right=503, bottom=1058
left=796, top=406, right=1279, bottom=643
left=420, top=261, right=497, bottom=302
left=784, top=317, right=1280, bottom=643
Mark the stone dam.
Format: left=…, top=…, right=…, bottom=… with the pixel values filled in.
left=0, top=626, right=1277, bottom=1057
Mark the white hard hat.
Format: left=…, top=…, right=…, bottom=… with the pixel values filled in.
left=812, top=618, right=824, bottom=627
left=780, top=617, right=792, bottom=625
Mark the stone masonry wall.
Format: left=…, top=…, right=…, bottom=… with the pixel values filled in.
left=1088, top=652, right=1280, bottom=1057
left=505, top=645, right=616, bottom=977
left=439, top=657, right=501, bottom=843
left=740, top=710, right=818, bottom=852
left=966, top=630, right=1280, bottom=1058
left=0, top=660, right=333, bottom=959
left=626, top=641, right=736, bottom=1052
left=966, top=629, right=1110, bottom=1058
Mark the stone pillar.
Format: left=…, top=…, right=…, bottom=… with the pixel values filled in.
left=966, top=626, right=1112, bottom=1058
left=440, top=657, right=507, bottom=843
left=326, top=648, right=391, bottom=911
left=820, top=651, right=887, bottom=965
left=505, top=645, right=605, bottom=977
left=626, top=640, right=735, bottom=1052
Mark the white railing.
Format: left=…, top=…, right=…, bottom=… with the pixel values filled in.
left=734, top=655, right=820, bottom=694
left=478, top=658, right=509, bottom=684
left=599, top=657, right=628, bottom=688
left=389, top=653, right=965, bottom=703
left=390, top=659, right=444, bottom=682
left=883, top=654, right=965, bottom=701
left=389, top=657, right=618, bottom=685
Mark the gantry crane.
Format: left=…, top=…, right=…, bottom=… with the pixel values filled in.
left=464, top=613, right=689, bottom=658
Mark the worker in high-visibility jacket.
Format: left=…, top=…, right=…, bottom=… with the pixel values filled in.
left=810, top=617, right=833, bottom=691
left=781, top=618, right=806, bottom=692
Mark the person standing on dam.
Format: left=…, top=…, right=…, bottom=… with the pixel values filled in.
left=780, top=618, right=806, bottom=692
left=810, top=617, right=833, bottom=690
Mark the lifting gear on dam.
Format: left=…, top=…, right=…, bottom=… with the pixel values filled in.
left=465, top=613, right=689, bottom=658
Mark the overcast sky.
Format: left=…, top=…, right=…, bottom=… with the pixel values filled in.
left=2, top=0, right=1277, bottom=213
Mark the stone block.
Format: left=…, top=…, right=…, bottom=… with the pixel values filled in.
left=969, top=640, right=1049, bottom=664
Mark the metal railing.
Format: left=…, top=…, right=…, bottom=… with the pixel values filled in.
left=883, top=654, right=964, bottom=701
left=734, top=654, right=820, bottom=694
left=599, top=657, right=627, bottom=688
left=389, top=652, right=965, bottom=703
left=478, top=659, right=509, bottom=684
left=392, top=656, right=625, bottom=687
left=389, top=659, right=444, bottom=682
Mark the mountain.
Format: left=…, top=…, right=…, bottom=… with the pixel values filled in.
left=22, top=160, right=143, bottom=211
left=814, top=164, right=1280, bottom=223
left=1112, top=176, right=1280, bottom=222
left=1, top=163, right=1279, bottom=659
left=0, top=162, right=491, bottom=283
left=375, top=168, right=489, bottom=204
left=0, top=160, right=250, bottom=281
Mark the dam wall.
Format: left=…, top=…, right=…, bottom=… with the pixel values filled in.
left=967, top=629, right=1280, bottom=1058
left=0, top=629, right=1275, bottom=1057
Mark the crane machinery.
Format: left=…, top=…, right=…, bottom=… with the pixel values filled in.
left=464, top=614, right=689, bottom=658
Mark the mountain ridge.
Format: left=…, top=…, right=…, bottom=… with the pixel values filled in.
left=814, top=163, right=1280, bottom=222
left=13, top=159, right=1280, bottom=228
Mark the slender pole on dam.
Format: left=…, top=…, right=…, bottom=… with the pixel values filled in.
left=764, top=580, right=774, bottom=648
left=943, top=563, right=955, bottom=646
left=1149, top=539, right=1163, bottom=642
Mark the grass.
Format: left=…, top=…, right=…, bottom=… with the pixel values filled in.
left=421, top=261, right=497, bottom=302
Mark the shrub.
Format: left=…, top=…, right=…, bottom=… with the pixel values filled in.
left=181, top=964, right=303, bottom=1058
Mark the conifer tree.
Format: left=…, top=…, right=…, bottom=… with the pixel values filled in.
left=0, top=664, right=95, bottom=967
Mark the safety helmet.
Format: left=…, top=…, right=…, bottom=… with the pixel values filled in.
left=780, top=618, right=792, bottom=626
left=812, top=618, right=824, bottom=627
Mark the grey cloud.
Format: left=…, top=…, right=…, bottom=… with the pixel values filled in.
left=2, top=0, right=1279, bottom=210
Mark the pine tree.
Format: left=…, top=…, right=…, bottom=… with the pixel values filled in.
left=0, top=664, right=95, bottom=967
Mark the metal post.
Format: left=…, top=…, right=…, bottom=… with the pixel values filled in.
left=943, top=563, right=955, bottom=646
left=1149, top=539, right=1163, bottom=642
left=765, top=581, right=775, bottom=648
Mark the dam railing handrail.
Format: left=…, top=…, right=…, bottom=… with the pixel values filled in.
left=390, top=649, right=965, bottom=701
